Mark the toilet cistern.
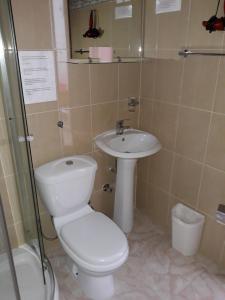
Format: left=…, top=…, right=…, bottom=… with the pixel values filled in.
left=95, top=128, right=161, bottom=233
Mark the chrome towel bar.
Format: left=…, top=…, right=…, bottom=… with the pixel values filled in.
left=178, top=49, right=225, bottom=57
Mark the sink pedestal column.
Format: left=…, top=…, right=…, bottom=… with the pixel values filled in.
left=113, top=158, right=137, bottom=233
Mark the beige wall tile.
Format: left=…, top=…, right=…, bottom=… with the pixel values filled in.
left=118, top=63, right=140, bottom=100
left=206, top=114, right=225, bottom=171
left=90, top=64, right=118, bottom=104
left=0, top=178, right=14, bottom=225
left=154, top=188, right=170, bottom=229
left=0, top=120, right=14, bottom=176
left=172, top=155, right=202, bottom=207
left=0, top=142, right=14, bottom=177
left=65, top=64, right=90, bottom=108
left=157, top=0, right=190, bottom=50
left=149, top=149, right=173, bottom=192
left=117, top=100, right=139, bottom=129
left=137, top=157, right=150, bottom=184
left=14, top=222, right=25, bottom=246
left=37, top=194, right=48, bottom=215
left=141, top=60, right=156, bottom=99
left=92, top=102, right=117, bottom=136
left=198, top=166, right=225, bottom=217
left=157, top=49, right=181, bottom=60
left=144, top=0, right=158, bottom=56
left=5, top=175, right=22, bottom=224
left=139, top=99, right=153, bottom=132
left=0, top=161, right=3, bottom=179
left=155, top=59, right=183, bottom=103
left=200, top=216, right=225, bottom=264
left=7, top=225, right=18, bottom=249
left=92, top=150, right=115, bottom=191
left=136, top=177, right=149, bottom=211
left=22, top=213, right=39, bottom=241
left=61, top=106, right=92, bottom=155
left=40, top=212, right=57, bottom=237
left=91, top=190, right=114, bottom=218
left=152, top=102, right=178, bottom=150
left=11, top=0, right=53, bottom=49
left=214, top=58, right=225, bottom=114
left=167, top=195, right=182, bottom=231
left=27, top=111, right=62, bottom=167
left=0, top=90, right=5, bottom=119
left=176, top=107, right=210, bottom=161
left=181, top=57, right=219, bottom=110
left=25, top=102, right=58, bottom=115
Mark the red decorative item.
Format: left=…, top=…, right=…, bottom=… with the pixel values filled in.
left=202, top=0, right=225, bottom=32
left=83, top=10, right=101, bottom=39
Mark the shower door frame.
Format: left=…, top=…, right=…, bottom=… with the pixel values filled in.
left=0, top=0, right=47, bottom=283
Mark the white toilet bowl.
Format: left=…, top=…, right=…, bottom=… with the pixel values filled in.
left=55, top=207, right=128, bottom=299
left=35, top=156, right=129, bottom=300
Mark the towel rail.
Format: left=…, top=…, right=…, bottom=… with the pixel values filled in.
left=178, top=49, right=225, bottom=57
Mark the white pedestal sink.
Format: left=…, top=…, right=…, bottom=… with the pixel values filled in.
left=95, top=129, right=161, bottom=233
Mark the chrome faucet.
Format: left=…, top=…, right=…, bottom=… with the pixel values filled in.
left=116, top=119, right=130, bottom=135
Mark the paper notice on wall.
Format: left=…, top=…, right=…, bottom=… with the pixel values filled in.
left=18, top=51, right=57, bottom=104
left=156, top=0, right=181, bottom=14
left=116, top=0, right=130, bottom=3
left=115, top=5, right=132, bottom=19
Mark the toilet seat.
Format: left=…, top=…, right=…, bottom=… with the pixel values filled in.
left=59, top=212, right=129, bottom=273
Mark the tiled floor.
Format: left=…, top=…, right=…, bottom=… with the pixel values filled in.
left=49, top=210, right=225, bottom=300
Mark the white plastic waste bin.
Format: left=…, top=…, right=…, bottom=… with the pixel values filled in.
left=172, top=203, right=205, bottom=256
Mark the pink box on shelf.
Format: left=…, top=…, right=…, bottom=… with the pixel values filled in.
left=89, top=47, right=99, bottom=59
left=98, top=47, right=113, bottom=63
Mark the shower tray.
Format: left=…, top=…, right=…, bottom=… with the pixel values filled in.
left=0, top=245, right=58, bottom=300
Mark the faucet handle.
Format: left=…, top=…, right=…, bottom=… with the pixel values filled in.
left=116, top=119, right=130, bottom=135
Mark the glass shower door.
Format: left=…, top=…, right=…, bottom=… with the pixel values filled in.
left=0, top=0, right=46, bottom=282
left=0, top=195, right=21, bottom=300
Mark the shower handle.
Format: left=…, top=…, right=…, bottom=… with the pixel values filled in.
left=18, top=135, right=34, bottom=142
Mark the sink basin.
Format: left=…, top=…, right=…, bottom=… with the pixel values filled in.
left=95, top=129, right=161, bottom=159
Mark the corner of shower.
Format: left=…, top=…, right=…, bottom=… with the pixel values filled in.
left=0, top=0, right=58, bottom=299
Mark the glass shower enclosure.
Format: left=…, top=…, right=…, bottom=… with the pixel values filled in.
left=0, top=0, right=56, bottom=299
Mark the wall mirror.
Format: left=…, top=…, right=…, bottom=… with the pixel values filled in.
left=67, top=0, right=144, bottom=62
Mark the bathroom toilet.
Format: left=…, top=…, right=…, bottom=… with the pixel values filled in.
left=35, top=155, right=129, bottom=300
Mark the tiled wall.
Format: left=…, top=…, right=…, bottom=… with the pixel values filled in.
left=11, top=0, right=141, bottom=250
left=0, top=88, right=24, bottom=250
left=137, top=0, right=225, bottom=266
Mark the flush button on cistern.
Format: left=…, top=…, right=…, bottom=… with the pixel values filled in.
left=66, top=160, right=74, bottom=166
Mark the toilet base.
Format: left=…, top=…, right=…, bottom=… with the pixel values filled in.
left=77, top=269, right=114, bottom=300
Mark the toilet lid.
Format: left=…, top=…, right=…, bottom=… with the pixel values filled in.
left=60, top=212, right=128, bottom=266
